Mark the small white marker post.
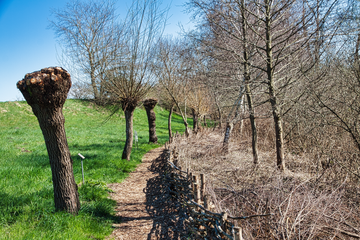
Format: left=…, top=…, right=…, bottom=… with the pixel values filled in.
left=134, top=130, right=139, bottom=149
left=78, top=153, right=85, bottom=184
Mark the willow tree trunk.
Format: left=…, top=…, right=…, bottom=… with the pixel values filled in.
left=168, top=104, right=174, bottom=143
left=16, top=67, right=80, bottom=214
left=122, top=107, right=135, bottom=160
left=143, top=99, right=158, bottom=143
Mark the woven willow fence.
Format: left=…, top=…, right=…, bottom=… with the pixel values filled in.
left=163, top=142, right=271, bottom=240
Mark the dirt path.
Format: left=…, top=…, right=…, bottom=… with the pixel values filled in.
left=107, top=147, right=187, bottom=240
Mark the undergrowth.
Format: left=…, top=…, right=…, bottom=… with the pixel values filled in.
left=172, top=127, right=360, bottom=239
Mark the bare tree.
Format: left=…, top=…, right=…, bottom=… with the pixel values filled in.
left=50, top=0, right=120, bottom=102
left=155, top=81, right=175, bottom=142
left=179, top=40, right=213, bottom=134
left=188, top=86, right=211, bottom=133
left=188, top=0, right=260, bottom=160
left=190, top=0, right=338, bottom=170
left=153, top=37, right=192, bottom=136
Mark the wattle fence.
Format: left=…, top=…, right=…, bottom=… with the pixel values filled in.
left=162, top=141, right=271, bottom=239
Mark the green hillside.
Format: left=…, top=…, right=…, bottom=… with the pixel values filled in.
left=0, top=99, right=190, bottom=239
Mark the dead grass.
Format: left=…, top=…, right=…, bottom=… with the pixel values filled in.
left=170, top=127, right=360, bottom=239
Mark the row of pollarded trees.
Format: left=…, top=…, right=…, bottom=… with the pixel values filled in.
left=17, top=0, right=168, bottom=215
left=51, top=0, right=239, bottom=166
left=17, top=66, right=160, bottom=215
left=51, top=0, right=212, bottom=167
left=51, top=0, right=167, bottom=161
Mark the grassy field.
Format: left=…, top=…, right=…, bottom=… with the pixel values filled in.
left=0, top=99, right=191, bottom=239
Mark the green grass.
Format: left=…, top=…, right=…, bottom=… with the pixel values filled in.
left=0, top=99, right=191, bottom=239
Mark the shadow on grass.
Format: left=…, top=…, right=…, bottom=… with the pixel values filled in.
left=79, top=198, right=121, bottom=224
left=0, top=182, right=121, bottom=228
left=144, top=150, right=189, bottom=240
left=14, top=140, right=157, bottom=184
left=10, top=151, right=49, bottom=170
left=0, top=189, right=52, bottom=225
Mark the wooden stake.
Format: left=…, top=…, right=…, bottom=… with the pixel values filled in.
left=233, top=227, right=243, bottom=240
left=189, top=172, right=193, bottom=188
left=193, top=175, right=201, bottom=203
left=200, top=173, right=205, bottom=201
left=204, top=195, right=209, bottom=209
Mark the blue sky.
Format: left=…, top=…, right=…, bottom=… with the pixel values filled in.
left=0, top=0, right=194, bottom=102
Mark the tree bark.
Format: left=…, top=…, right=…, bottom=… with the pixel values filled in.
left=34, top=106, right=80, bottom=213
left=122, top=107, right=135, bottom=160
left=89, top=57, right=100, bottom=101
left=265, top=0, right=285, bottom=171
left=191, top=108, right=199, bottom=133
left=184, top=122, right=190, bottom=137
left=245, top=84, right=259, bottom=165
left=223, top=85, right=245, bottom=154
left=174, top=102, right=190, bottom=137
left=215, top=100, right=222, bottom=128
left=17, top=67, right=80, bottom=214
left=354, top=32, right=360, bottom=82
left=143, top=98, right=158, bottom=143
left=120, top=98, right=138, bottom=161
left=223, top=121, right=234, bottom=153
left=272, top=102, right=285, bottom=170
left=168, top=104, right=174, bottom=143
left=241, top=0, right=259, bottom=165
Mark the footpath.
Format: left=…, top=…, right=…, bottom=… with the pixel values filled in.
left=107, top=147, right=186, bottom=240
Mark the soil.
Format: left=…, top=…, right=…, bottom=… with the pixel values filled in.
left=107, top=146, right=187, bottom=240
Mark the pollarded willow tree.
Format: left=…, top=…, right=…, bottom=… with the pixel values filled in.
left=17, top=67, right=80, bottom=214
left=143, top=98, right=158, bottom=143
left=105, top=0, right=167, bottom=160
